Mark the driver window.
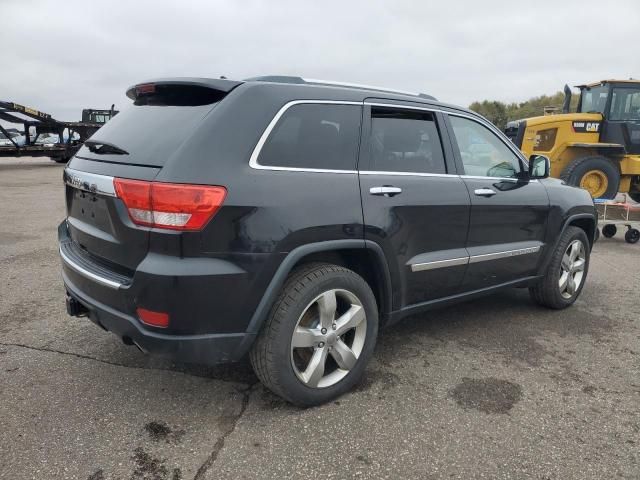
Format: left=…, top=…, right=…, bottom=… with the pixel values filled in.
left=449, top=115, right=522, bottom=178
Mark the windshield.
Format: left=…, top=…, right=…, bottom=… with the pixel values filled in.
left=609, top=87, right=640, bottom=121
left=579, top=85, right=609, bottom=114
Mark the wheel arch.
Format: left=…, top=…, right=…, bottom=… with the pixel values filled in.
left=538, top=213, right=597, bottom=276
left=567, top=215, right=597, bottom=247
left=240, top=240, right=393, bottom=351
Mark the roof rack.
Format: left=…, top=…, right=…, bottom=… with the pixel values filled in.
left=245, top=75, right=437, bottom=101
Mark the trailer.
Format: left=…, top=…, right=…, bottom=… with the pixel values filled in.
left=595, top=198, right=640, bottom=244
left=0, top=101, right=117, bottom=163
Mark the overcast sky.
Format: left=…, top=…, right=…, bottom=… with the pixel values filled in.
left=1, top=0, right=639, bottom=121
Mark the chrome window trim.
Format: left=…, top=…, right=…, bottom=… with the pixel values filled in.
left=248, top=100, right=534, bottom=178
left=248, top=100, right=362, bottom=174
left=64, top=168, right=116, bottom=197
left=359, top=170, right=457, bottom=178
left=411, top=257, right=468, bottom=272
left=409, top=246, right=541, bottom=271
left=59, top=246, right=122, bottom=289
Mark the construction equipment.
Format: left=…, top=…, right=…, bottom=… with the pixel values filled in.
left=505, top=80, right=640, bottom=200
left=0, top=101, right=117, bottom=163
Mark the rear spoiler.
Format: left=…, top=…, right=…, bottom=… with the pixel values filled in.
left=126, top=78, right=243, bottom=100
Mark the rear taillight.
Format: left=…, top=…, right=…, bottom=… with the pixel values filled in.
left=113, top=178, right=226, bottom=231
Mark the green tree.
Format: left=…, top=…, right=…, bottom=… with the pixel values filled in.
left=468, top=100, right=509, bottom=130
left=470, top=91, right=580, bottom=129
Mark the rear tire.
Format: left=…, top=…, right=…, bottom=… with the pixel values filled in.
left=529, top=226, right=590, bottom=309
left=560, top=156, right=620, bottom=199
left=250, top=263, right=378, bottom=407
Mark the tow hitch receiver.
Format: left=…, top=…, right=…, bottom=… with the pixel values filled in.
left=66, top=295, right=89, bottom=317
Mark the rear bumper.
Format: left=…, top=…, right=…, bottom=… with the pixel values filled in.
left=57, top=219, right=271, bottom=365
left=63, top=272, right=254, bottom=364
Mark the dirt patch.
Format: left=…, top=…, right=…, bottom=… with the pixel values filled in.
left=450, top=377, right=523, bottom=414
left=131, top=447, right=181, bottom=480
left=87, top=470, right=104, bottom=480
left=144, top=421, right=185, bottom=444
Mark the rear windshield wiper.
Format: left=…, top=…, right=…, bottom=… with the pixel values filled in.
left=85, top=140, right=129, bottom=155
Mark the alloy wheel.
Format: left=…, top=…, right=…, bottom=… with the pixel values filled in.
left=290, top=289, right=367, bottom=388
left=559, top=239, right=586, bottom=299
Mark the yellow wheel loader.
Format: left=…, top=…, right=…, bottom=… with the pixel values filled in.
left=505, top=80, right=640, bottom=200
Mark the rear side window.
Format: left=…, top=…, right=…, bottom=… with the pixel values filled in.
left=367, top=108, right=446, bottom=174
left=257, top=104, right=362, bottom=170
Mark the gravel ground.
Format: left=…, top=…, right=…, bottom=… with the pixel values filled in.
left=0, top=158, right=638, bottom=479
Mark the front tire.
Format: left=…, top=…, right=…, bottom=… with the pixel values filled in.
left=560, top=156, right=620, bottom=199
left=529, top=226, right=590, bottom=309
left=250, top=263, right=378, bottom=407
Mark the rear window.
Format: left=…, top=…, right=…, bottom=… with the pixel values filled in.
left=257, top=103, right=362, bottom=170
left=79, top=85, right=222, bottom=166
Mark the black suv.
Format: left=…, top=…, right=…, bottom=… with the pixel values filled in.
left=59, top=76, right=597, bottom=406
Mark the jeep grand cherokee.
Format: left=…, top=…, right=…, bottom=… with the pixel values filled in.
left=59, top=76, right=597, bottom=406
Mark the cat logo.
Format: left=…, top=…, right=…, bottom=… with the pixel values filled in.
left=572, top=121, right=601, bottom=133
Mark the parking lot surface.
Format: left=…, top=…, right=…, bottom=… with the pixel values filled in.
left=0, top=158, right=638, bottom=479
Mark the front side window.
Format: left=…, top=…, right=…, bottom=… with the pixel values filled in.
left=367, top=108, right=446, bottom=174
left=257, top=104, right=361, bottom=170
left=579, top=85, right=609, bottom=114
left=449, top=115, right=521, bottom=178
left=609, top=87, right=640, bottom=121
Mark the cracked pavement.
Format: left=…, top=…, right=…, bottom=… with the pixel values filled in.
left=1, top=158, right=639, bottom=479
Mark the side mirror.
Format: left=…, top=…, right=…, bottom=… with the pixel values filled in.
left=528, top=154, right=550, bottom=179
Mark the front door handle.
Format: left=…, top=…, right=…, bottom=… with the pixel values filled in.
left=474, top=188, right=497, bottom=197
left=370, top=186, right=402, bottom=197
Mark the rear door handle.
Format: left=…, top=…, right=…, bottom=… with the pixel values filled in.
left=370, top=186, right=402, bottom=197
left=474, top=188, right=497, bottom=197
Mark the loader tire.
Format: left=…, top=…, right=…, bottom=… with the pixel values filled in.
left=560, top=156, right=620, bottom=199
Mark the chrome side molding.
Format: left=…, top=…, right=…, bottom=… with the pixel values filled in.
left=411, top=257, right=469, bottom=272
left=468, top=246, right=541, bottom=264
left=409, top=245, right=542, bottom=272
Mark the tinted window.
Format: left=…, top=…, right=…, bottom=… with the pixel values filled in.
left=81, top=86, right=223, bottom=166
left=610, top=87, right=640, bottom=121
left=580, top=85, right=609, bottom=114
left=367, top=108, right=446, bottom=174
left=449, top=115, right=521, bottom=178
left=258, top=104, right=361, bottom=170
